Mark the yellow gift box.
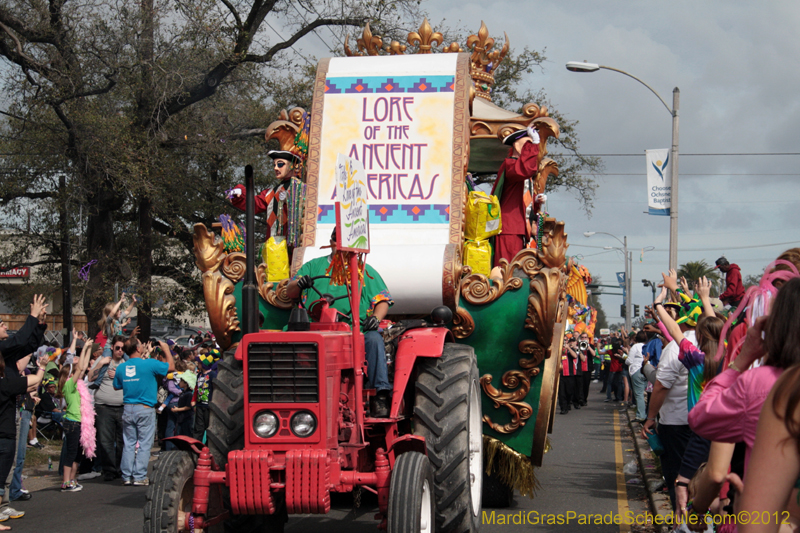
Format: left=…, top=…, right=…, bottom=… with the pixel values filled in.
left=463, top=239, right=492, bottom=277
left=463, top=191, right=502, bottom=241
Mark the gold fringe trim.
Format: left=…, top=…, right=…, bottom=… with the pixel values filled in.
left=483, top=435, right=540, bottom=498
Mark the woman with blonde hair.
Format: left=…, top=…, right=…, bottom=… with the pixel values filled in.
left=56, top=341, right=96, bottom=492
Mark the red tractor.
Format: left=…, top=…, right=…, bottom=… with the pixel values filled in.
left=144, top=168, right=483, bottom=533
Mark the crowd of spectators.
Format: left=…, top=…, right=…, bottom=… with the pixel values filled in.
left=561, top=249, right=800, bottom=532
left=0, top=293, right=219, bottom=527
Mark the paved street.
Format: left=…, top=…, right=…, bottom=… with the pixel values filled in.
left=10, top=382, right=650, bottom=533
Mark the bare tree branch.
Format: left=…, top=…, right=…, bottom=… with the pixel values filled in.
left=218, top=0, right=243, bottom=30
left=244, top=17, right=365, bottom=63
left=0, top=8, right=56, bottom=45
left=52, top=74, right=117, bottom=105
left=0, top=21, right=55, bottom=77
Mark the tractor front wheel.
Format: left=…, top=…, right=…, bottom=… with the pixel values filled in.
left=414, top=343, right=482, bottom=533
left=388, top=452, right=434, bottom=533
left=144, top=450, right=196, bottom=533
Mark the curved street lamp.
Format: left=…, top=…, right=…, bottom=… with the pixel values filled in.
left=569, top=61, right=680, bottom=271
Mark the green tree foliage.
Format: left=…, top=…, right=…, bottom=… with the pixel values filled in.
left=0, top=6, right=600, bottom=336
left=0, top=0, right=421, bottom=336
left=677, top=260, right=721, bottom=295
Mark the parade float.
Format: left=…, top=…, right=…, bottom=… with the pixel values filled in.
left=191, top=20, right=569, bottom=505
left=565, top=260, right=598, bottom=341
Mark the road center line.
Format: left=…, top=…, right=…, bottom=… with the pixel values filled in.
left=613, top=410, right=632, bottom=533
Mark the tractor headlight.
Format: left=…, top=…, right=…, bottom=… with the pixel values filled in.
left=253, top=411, right=279, bottom=438
left=290, top=411, right=317, bottom=438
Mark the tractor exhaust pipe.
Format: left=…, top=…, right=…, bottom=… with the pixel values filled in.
left=242, top=164, right=259, bottom=335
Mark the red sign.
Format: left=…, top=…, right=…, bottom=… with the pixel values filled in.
left=0, top=267, right=30, bottom=278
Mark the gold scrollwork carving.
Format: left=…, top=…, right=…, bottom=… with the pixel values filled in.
left=385, top=41, right=407, bottom=55
left=344, top=22, right=382, bottom=56
left=202, top=271, right=240, bottom=351
left=460, top=248, right=543, bottom=306
left=221, top=253, right=246, bottom=283
left=524, top=267, right=567, bottom=353
left=256, top=264, right=294, bottom=310
left=517, top=339, right=547, bottom=368
left=193, top=224, right=225, bottom=273
left=538, top=219, right=569, bottom=270
left=452, top=306, right=474, bottom=339
left=480, top=358, right=540, bottom=433
left=407, top=18, right=443, bottom=53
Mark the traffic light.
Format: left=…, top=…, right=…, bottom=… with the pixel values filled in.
left=620, top=304, right=626, bottom=318
left=634, top=304, right=640, bottom=316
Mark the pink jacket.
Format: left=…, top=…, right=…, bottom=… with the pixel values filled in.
left=688, top=365, right=783, bottom=470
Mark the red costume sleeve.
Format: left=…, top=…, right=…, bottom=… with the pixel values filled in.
left=503, top=142, right=540, bottom=183
left=230, top=184, right=270, bottom=215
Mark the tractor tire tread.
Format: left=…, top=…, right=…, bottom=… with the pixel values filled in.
left=414, top=343, right=481, bottom=533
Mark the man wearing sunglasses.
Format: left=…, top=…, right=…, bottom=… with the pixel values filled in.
left=229, top=149, right=303, bottom=244
left=89, top=331, right=136, bottom=481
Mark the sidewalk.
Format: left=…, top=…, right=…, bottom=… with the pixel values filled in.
left=622, top=405, right=674, bottom=533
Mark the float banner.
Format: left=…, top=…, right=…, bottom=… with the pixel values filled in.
left=646, top=149, right=671, bottom=216
left=317, top=54, right=457, bottom=243
left=335, top=154, right=370, bottom=252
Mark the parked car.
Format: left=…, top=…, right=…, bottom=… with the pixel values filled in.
left=167, top=335, right=196, bottom=348
left=121, top=317, right=203, bottom=339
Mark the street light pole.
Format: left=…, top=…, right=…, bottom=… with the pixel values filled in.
left=626, top=243, right=632, bottom=329
left=584, top=231, right=631, bottom=330
left=669, top=88, right=680, bottom=271
left=567, top=61, right=680, bottom=270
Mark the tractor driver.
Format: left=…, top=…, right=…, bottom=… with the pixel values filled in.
left=285, top=228, right=394, bottom=418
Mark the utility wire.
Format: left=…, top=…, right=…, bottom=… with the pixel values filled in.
left=556, top=153, right=800, bottom=157
left=264, top=20, right=316, bottom=67
left=288, top=3, right=336, bottom=52
left=570, top=240, right=800, bottom=252
left=579, top=173, right=800, bottom=176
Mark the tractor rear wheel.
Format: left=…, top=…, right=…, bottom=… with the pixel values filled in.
left=413, top=343, right=482, bottom=533
left=388, top=452, right=434, bottom=533
left=207, top=347, right=244, bottom=469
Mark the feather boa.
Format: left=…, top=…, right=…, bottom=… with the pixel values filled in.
left=77, top=379, right=97, bottom=458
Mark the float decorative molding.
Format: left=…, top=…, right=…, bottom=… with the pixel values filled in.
left=523, top=267, right=568, bottom=354
left=221, top=253, right=246, bottom=283
left=265, top=107, right=306, bottom=150
left=202, top=270, right=240, bottom=351
left=466, top=21, right=509, bottom=101
left=407, top=18, right=443, bottom=54
left=344, top=22, right=382, bottom=56
left=477, top=247, right=567, bottom=435
left=193, top=223, right=225, bottom=273
left=452, top=306, right=475, bottom=339
left=538, top=218, right=569, bottom=270
left=480, top=358, right=539, bottom=434
left=256, top=266, right=294, bottom=310
left=460, top=248, right=543, bottom=306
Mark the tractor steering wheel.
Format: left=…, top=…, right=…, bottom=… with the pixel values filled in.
left=302, top=275, right=353, bottom=320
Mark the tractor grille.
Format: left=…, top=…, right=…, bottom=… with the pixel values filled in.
left=248, top=342, right=319, bottom=403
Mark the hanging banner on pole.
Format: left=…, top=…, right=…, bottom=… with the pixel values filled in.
left=646, top=149, right=671, bottom=216
left=335, top=153, right=370, bottom=252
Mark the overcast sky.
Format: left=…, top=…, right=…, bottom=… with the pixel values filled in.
left=272, top=2, right=800, bottom=321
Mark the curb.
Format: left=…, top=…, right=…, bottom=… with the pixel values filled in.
left=623, top=406, right=673, bottom=533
